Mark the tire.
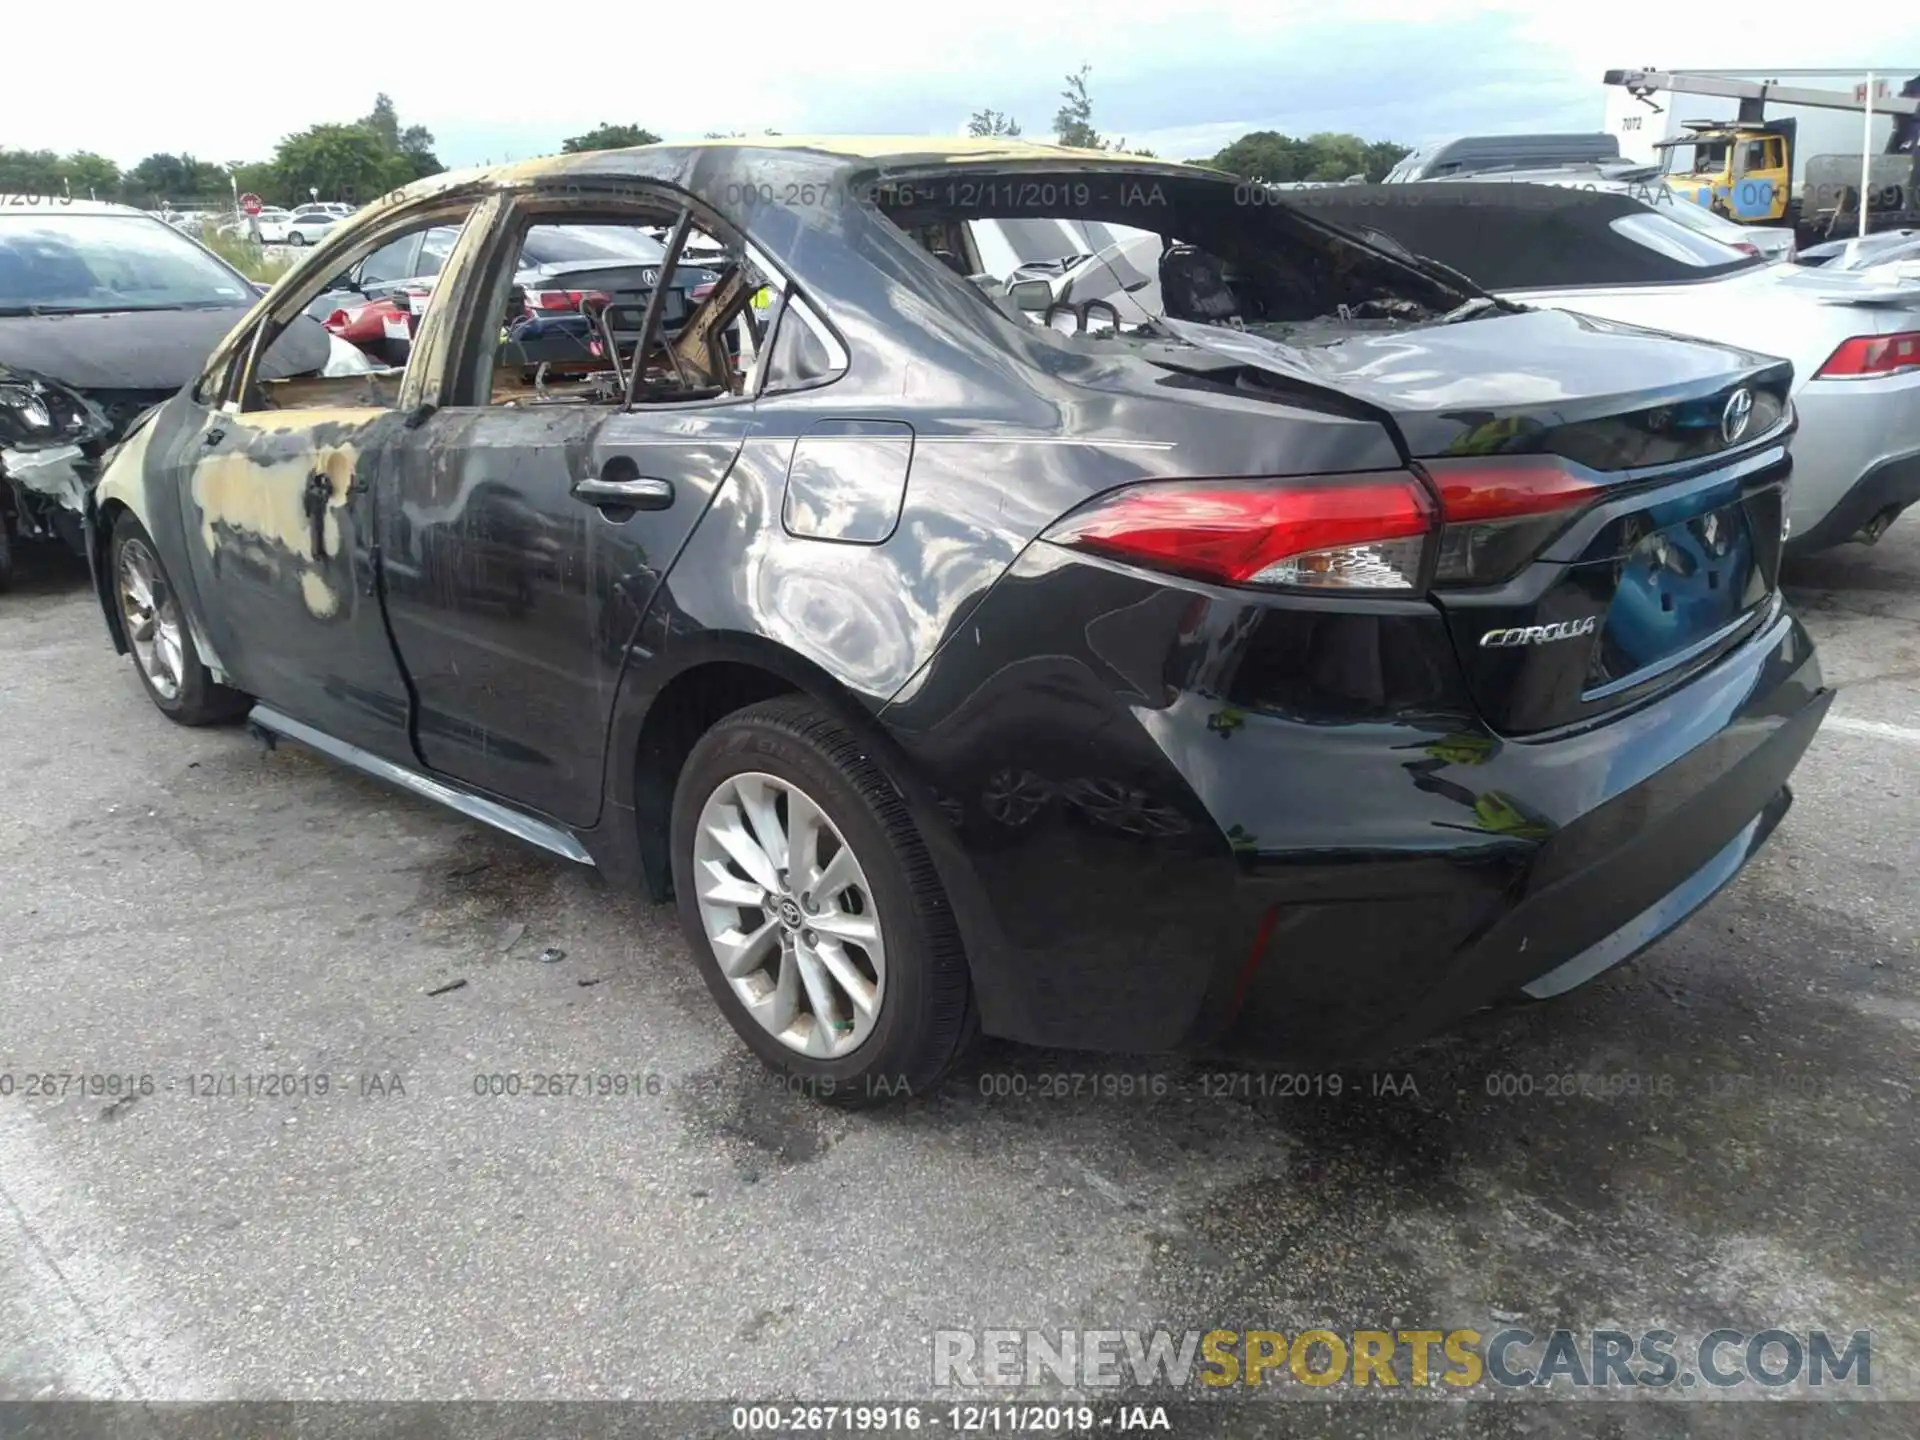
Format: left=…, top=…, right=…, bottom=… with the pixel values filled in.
left=108, top=512, right=249, bottom=726
left=671, top=697, right=975, bottom=1106
left=288, top=232, right=306, bottom=247
left=0, top=519, right=13, bottom=593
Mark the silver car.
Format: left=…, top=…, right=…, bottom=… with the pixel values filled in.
left=1800, top=229, right=1920, bottom=271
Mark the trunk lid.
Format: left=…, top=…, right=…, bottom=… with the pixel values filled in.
left=1160, top=310, right=1796, bottom=734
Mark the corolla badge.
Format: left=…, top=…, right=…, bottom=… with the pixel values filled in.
left=1480, top=616, right=1599, bottom=648
left=1721, top=387, right=1754, bottom=445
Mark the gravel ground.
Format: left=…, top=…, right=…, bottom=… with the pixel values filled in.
left=2, top=524, right=1918, bottom=1438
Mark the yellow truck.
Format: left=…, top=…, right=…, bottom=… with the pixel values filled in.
left=1606, top=69, right=1920, bottom=240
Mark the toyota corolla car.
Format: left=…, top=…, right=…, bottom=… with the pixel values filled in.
left=82, top=140, right=1829, bottom=1102
left=1277, top=184, right=1920, bottom=555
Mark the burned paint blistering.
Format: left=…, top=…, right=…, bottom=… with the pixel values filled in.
left=187, top=413, right=372, bottom=620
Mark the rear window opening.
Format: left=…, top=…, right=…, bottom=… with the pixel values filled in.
left=864, top=167, right=1503, bottom=353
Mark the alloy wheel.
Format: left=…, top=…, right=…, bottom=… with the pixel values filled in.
left=118, top=537, right=184, bottom=701
left=692, top=771, right=886, bottom=1058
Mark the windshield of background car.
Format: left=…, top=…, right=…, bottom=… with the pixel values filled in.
left=519, top=225, right=667, bottom=267
left=1609, top=211, right=1752, bottom=267
left=0, top=213, right=254, bottom=314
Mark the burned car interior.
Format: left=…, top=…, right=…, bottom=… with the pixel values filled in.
left=473, top=213, right=768, bottom=410
left=870, top=167, right=1495, bottom=345
left=249, top=200, right=770, bottom=419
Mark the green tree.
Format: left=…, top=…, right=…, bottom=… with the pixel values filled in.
left=61, top=152, right=120, bottom=199
left=1209, top=130, right=1409, bottom=184
left=1363, top=139, right=1412, bottom=181
left=397, top=123, right=443, bottom=180
left=271, top=124, right=410, bottom=206
left=361, top=94, right=442, bottom=181
left=364, top=93, right=401, bottom=149
left=0, top=149, right=65, bottom=196
left=122, top=153, right=228, bottom=206
left=230, top=160, right=279, bottom=205
left=967, top=108, right=1022, bottom=138
left=1053, top=65, right=1103, bottom=149
left=562, top=123, right=662, bottom=152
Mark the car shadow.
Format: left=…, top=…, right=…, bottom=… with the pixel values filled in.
left=3, top=537, right=93, bottom=601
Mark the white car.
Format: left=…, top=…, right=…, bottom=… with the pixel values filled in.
left=1800, top=230, right=1920, bottom=271
left=283, top=209, right=340, bottom=246
left=252, top=208, right=293, bottom=243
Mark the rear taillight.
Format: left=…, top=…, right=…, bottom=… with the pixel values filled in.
left=1733, top=241, right=1761, bottom=257
left=690, top=280, right=716, bottom=301
left=1042, top=473, right=1436, bottom=591
left=524, top=288, right=610, bottom=314
left=1420, top=457, right=1601, bottom=586
left=1816, top=331, right=1920, bottom=379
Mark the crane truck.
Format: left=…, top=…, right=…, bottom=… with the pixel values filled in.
left=1603, top=68, right=1920, bottom=241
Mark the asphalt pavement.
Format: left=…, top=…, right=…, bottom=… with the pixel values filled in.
left=3, top=524, right=1918, bottom=1437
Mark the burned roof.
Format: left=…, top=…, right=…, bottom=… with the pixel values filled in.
left=1278, top=182, right=1758, bottom=290
left=416, top=135, right=1183, bottom=191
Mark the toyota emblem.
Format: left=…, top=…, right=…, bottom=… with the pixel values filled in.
left=1721, top=388, right=1754, bottom=445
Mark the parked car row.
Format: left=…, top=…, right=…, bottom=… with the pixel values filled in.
left=13, top=137, right=1835, bottom=1105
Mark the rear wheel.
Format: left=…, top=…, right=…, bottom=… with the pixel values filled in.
left=288, top=232, right=306, bottom=247
left=0, top=518, right=13, bottom=593
left=109, top=513, right=248, bottom=726
left=671, top=697, right=975, bottom=1105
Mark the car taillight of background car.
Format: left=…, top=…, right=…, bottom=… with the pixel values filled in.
left=1815, top=330, right=1920, bottom=380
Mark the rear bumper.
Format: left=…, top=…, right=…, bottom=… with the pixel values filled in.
left=1786, top=448, right=1920, bottom=555
left=1785, top=376, right=1920, bottom=553
left=881, top=547, right=1829, bottom=1060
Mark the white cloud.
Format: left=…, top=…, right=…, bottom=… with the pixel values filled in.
left=7, top=1, right=1917, bottom=168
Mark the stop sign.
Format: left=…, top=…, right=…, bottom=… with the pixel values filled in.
left=240, top=193, right=263, bottom=216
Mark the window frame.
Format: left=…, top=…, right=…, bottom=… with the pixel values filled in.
left=198, top=193, right=500, bottom=415
left=440, top=178, right=848, bottom=415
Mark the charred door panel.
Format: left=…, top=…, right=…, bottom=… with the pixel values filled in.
left=176, top=404, right=413, bottom=758
left=380, top=405, right=752, bottom=826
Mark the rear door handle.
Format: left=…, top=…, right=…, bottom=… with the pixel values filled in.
left=572, top=475, right=674, bottom=510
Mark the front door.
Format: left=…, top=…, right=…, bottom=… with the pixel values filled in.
left=173, top=391, right=414, bottom=761
left=168, top=198, right=496, bottom=762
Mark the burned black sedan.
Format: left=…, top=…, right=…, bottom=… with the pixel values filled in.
left=88, top=139, right=1831, bottom=1101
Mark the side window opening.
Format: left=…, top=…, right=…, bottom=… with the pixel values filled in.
left=227, top=205, right=483, bottom=415
left=464, top=201, right=794, bottom=411
left=761, top=292, right=846, bottom=392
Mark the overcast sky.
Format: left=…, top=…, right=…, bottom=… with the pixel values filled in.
left=11, top=2, right=1920, bottom=169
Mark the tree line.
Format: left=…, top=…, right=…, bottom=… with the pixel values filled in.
left=970, top=65, right=1410, bottom=182
left=0, top=94, right=444, bottom=210
left=0, top=71, right=1411, bottom=212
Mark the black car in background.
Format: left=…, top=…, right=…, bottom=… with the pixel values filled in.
left=0, top=199, right=359, bottom=589
left=87, top=141, right=1829, bottom=1101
